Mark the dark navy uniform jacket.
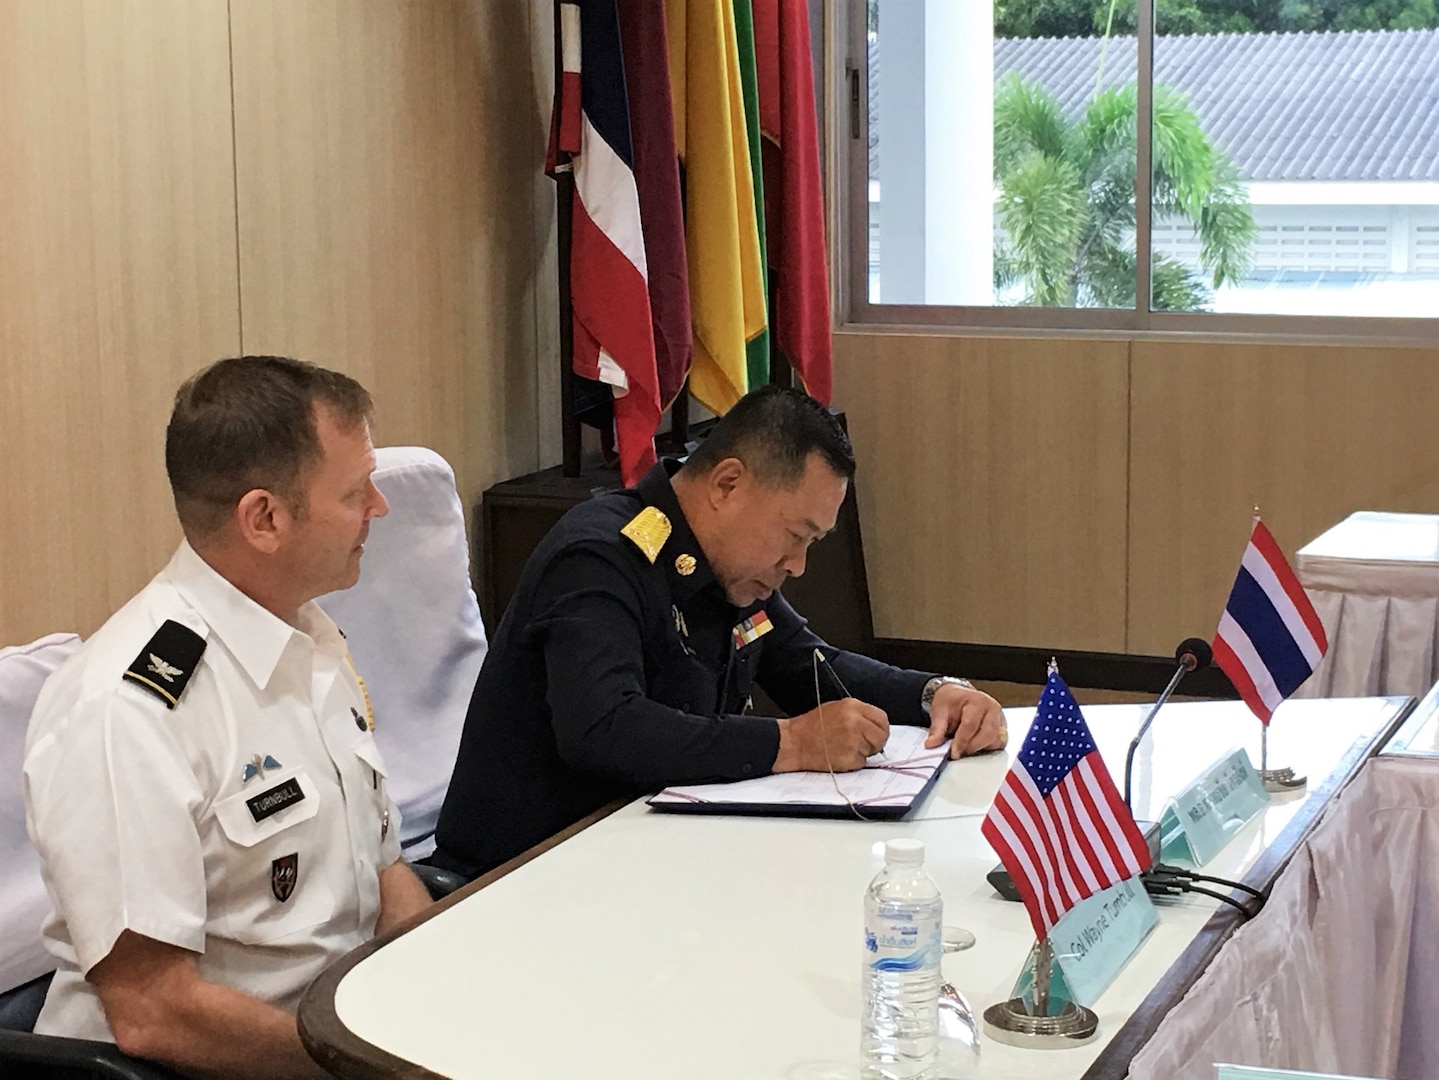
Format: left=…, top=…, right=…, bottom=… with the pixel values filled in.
left=433, top=460, right=935, bottom=878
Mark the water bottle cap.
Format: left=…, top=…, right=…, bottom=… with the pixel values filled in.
left=884, top=838, right=925, bottom=865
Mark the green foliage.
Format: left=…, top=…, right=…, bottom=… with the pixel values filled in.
left=997, top=153, right=1087, bottom=305
left=995, top=0, right=1099, bottom=37
left=995, top=0, right=1439, bottom=36
left=992, top=73, right=1255, bottom=309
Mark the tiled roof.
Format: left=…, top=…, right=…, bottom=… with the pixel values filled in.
left=992, top=29, right=1439, bottom=182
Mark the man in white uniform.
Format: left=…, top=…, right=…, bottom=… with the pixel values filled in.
left=24, top=356, right=433, bottom=1078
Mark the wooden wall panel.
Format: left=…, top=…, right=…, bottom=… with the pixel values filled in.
left=834, top=333, right=1130, bottom=653
left=1128, top=342, right=1439, bottom=655
left=230, top=0, right=549, bottom=513
left=0, top=0, right=240, bottom=642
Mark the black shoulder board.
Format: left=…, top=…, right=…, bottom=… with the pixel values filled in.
left=123, top=620, right=207, bottom=710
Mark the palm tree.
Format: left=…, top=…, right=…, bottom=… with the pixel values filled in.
left=993, top=73, right=1255, bottom=310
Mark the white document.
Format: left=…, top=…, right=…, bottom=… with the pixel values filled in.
left=649, top=725, right=947, bottom=810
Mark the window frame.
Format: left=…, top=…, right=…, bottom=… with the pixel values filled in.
left=835, top=0, right=1439, bottom=346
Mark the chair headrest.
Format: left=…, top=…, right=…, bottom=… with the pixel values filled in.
left=316, top=447, right=487, bottom=855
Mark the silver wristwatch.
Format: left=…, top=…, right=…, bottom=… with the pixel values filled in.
left=921, top=675, right=974, bottom=715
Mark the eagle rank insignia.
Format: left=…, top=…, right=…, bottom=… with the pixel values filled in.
left=124, top=621, right=206, bottom=710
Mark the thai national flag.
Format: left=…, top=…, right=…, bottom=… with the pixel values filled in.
left=1212, top=519, right=1328, bottom=723
left=554, top=0, right=661, bottom=486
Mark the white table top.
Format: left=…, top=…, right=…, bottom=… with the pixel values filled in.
left=1298, top=511, right=1439, bottom=569
left=1294, top=512, right=1439, bottom=698
left=1382, top=680, right=1439, bottom=757
left=1300, top=511, right=1439, bottom=595
left=318, top=696, right=1406, bottom=1080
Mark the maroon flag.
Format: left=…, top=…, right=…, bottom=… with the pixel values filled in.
left=753, top=0, right=832, bottom=403
left=617, top=0, right=692, bottom=409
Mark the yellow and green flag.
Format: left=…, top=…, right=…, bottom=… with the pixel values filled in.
left=667, top=0, right=769, bottom=415
left=732, top=0, right=770, bottom=389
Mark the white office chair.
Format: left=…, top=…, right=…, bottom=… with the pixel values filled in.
left=0, top=633, right=181, bottom=1076
left=0, top=634, right=79, bottom=1008
left=318, top=446, right=487, bottom=860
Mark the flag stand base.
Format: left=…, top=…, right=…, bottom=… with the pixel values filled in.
left=1259, top=723, right=1306, bottom=796
left=982, top=999, right=1099, bottom=1049
left=983, top=936, right=1099, bottom=1049
left=1260, top=766, right=1307, bottom=796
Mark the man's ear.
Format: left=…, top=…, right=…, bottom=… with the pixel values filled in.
left=233, top=489, right=294, bottom=554
left=708, top=457, right=746, bottom=507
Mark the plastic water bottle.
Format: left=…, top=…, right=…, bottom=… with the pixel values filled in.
left=861, top=838, right=943, bottom=1080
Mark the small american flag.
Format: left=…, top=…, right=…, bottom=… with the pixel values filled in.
left=982, top=671, right=1152, bottom=941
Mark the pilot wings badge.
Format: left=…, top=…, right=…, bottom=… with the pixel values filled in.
left=147, top=654, right=184, bottom=682
left=242, top=754, right=283, bottom=785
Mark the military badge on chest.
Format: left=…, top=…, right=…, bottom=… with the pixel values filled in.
left=672, top=605, right=697, bottom=657
left=271, top=853, right=298, bottom=903
left=241, top=754, right=281, bottom=785
left=732, top=610, right=773, bottom=650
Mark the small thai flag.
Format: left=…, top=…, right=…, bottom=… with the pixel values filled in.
left=1212, top=519, right=1328, bottom=724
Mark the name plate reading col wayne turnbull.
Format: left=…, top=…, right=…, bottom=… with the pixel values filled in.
left=1013, top=877, right=1159, bottom=1008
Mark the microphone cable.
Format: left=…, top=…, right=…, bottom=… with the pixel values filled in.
left=1141, top=863, right=1265, bottom=919
left=1158, top=863, right=1265, bottom=902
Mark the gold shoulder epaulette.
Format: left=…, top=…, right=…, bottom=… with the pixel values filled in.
left=620, top=506, right=671, bottom=564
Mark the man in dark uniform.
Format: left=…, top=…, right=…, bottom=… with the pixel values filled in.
left=432, top=387, right=1006, bottom=879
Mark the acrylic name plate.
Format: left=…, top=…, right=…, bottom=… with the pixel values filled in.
left=1011, top=876, right=1159, bottom=1008
left=1159, top=747, right=1271, bottom=867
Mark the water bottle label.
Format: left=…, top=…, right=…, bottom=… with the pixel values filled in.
left=865, top=911, right=941, bottom=972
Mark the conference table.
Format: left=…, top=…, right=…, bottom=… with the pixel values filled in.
left=1120, top=685, right=1439, bottom=1079
left=1296, top=510, right=1439, bottom=700
left=298, top=695, right=1411, bottom=1080
left=1382, top=674, right=1439, bottom=759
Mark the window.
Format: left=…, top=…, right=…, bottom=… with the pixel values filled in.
left=846, top=1, right=1439, bottom=335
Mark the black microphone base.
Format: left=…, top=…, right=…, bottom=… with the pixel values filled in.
left=986, top=819, right=1163, bottom=903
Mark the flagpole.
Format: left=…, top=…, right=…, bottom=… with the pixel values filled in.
left=553, top=0, right=581, bottom=477
left=1033, top=936, right=1052, bottom=1017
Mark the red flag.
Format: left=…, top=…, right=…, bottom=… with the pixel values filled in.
left=616, top=0, right=691, bottom=409
left=553, top=0, right=660, bottom=485
left=753, top=0, right=832, bottom=403
left=982, top=672, right=1151, bottom=941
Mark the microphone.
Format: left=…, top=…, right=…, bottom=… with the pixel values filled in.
left=1122, top=637, right=1213, bottom=812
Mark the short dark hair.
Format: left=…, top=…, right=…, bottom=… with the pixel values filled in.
left=166, top=356, right=374, bottom=536
left=681, top=385, right=855, bottom=486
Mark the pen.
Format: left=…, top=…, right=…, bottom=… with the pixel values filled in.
left=813, top=648, right=887, bottom=759
left=812, top=647, right=852, bottom=698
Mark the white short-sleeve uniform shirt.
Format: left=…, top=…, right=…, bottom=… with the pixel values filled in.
left=24, top=542, right=402, bottom=1041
